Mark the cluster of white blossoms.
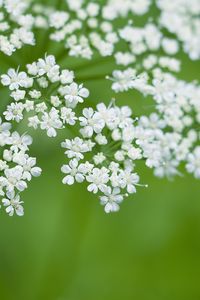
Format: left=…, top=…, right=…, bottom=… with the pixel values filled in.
left=61, top=102, right=148, bottom=213
left=1, top=0, right=199, bottom=62
left=30, top=0, right=197, bottom=64
left=102, top=0, right=151, bottom=19
left=0, top=0, right=35, bottom=55
left=32, top=1, right=120, bottom=60
left=110, top=67, right=200, bottom=179
left=0, top=0, right=199, bottom=217
left=31, top=0, right=180, bottom=61
left=0, top=117, right=41, bottom=216
left=1, top=54, right=89, bottom=137
left=157, top=0, right=200, bottom=60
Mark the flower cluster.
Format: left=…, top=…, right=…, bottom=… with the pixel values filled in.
left=1, top=0, right=199, bottom=62
left=0, top=117, right=41, bottom=216
left=135, top=115, right=198, bottom=178
left=61, top=102, right=147, bottom=213
left=157, top=0, right=200, bottom=60
left=1, top=54, right=89, bottom=137
left=128, top=68, right=200, bottom=179
left=33, top=1, right=119, bottom=60
left=32, top=1, right=182, bottom=62
left=0, top=0, right=35, bottom=55
left=0, top=0, right=199, bottom=217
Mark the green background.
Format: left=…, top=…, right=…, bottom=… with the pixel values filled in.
left=0, top=1, right=200, bottom=299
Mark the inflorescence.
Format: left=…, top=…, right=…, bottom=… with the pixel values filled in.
left=0, top=0, right=199, bottom=216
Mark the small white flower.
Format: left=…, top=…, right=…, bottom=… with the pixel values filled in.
left=95, top=134, right=108, bottom=145
left=93, top=152, right=106, bottom=165
left=9, top=132, right=32, bottom=152
left=79, top=107, right=105, bottom=138
left=4, top=166, right=27, bottom=192
left=60, top=107, right=77, bottom=125
left=29, top=90, right=41, bottom=99
left=13, top=153, right=42, bottom=181
left=110, top=68, right=136, bottom=92
left=40, top=108, right=63, bottom=137
left=49, top=11, right=69, bottom=29
left=119, top=168, right=140, bottom=193
left=186, top=147, right=200, bottom=179
left=100, top=187, right=123, bottom=213
left=2, top=191, right=24, bottom=217
left=10, top=89, right=26, bottom=101
left=0, top=117, right=11, bottom=133
left=4, top=102, right=24, bottom=122
left=61, top=137, right=91, bottom=160
left=86, top=167, right=109, bottom=194
left=50, top=96, right=61, bottom=107
left=24, top=100, right=34, bottom=112
left=64, top=83, right=89, bottom=106
left=28, top=116, right=40, bottom=129
left=78, top=162, right=94, bottom=174
left=1, top=68, right=31, bottom=90
left=61, top=159, right=85, bottom=185
left=60, top=69, right=74, bottom=85
left=37, top=55, right=59, bottom=81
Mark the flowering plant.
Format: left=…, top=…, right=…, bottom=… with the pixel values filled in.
left=0, top=0, right=199, bottom=216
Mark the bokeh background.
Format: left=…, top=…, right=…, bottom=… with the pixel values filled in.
left=0, top=1, right=200, bottom=299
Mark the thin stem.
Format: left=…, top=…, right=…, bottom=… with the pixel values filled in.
left=76, top=73, right=111, bottom=82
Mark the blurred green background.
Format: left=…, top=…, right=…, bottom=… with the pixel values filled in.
left=0, top=1, right=200, bottom=299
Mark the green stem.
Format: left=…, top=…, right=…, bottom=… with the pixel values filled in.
left=76, top=73, right=110, bottom=82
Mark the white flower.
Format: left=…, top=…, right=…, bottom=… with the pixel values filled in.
left=0, top=160, right=8, bottom=171
left=127, top=146, right=142, bottom=160
left=3, top=166, right=27, bottom=192
left=79, top=108, right=105, bottom=137
left=78, top=162, right=94, bottom=174
left=93, top=152, right=106, bottom=165
left=86, top=167, right=109, bottom=193
left=0, top=117, right=11, bottom=133
left=186, top=147, right=200, bottom=179
left=64, top=83, right=89, bottom=106
left=115, top=150, right=125, bottom=161
left=50, top=96, right=61, bottom=107
left=116, top=106, right=133, bottom=129
left=1, top=68, right=31, bottom=90
left=2, top=191, right=24, bottom=217
left=60, top=69, right=74, bottom=85
left=60, top=107, right=77, bottom=125
left=154, top=159, right=180, bottom=178
left=139, top=113, right=166, bottom=129
left=119, top=168, right=140, bottom=193
left=49, top=11, right=69, bottom=29
left=26, top=62, right=38, bottom=75
left=24, top=100, right=34, bottom=112
left=96, top=103, right=116, bottom=129
left=61, top=159, right=85, bottom=185
left=37, top=55, right=60, bottom=81
left=40, top=108, right=63, bottom=137
left=9, top=132, right=32, bottom=152
left=100, top=187, right=123, bottom=213
left=13, top=153, right=42, bottom=181
left=35, top=102, right=47, bottom=113
left=95, top=134, right=108, bottom=145
left=110, top=68, right=136, bottom=92
left=28, top=116, right=40, bottom=129
left=10, top=89, right=26, bottom=101
left=3, top=102, right=24, bottom=122
left=115, top=52, right=135, bottom=66
left=61, top=137, right=91, bottom=160
left=29, top=90, right=41, bottom=99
